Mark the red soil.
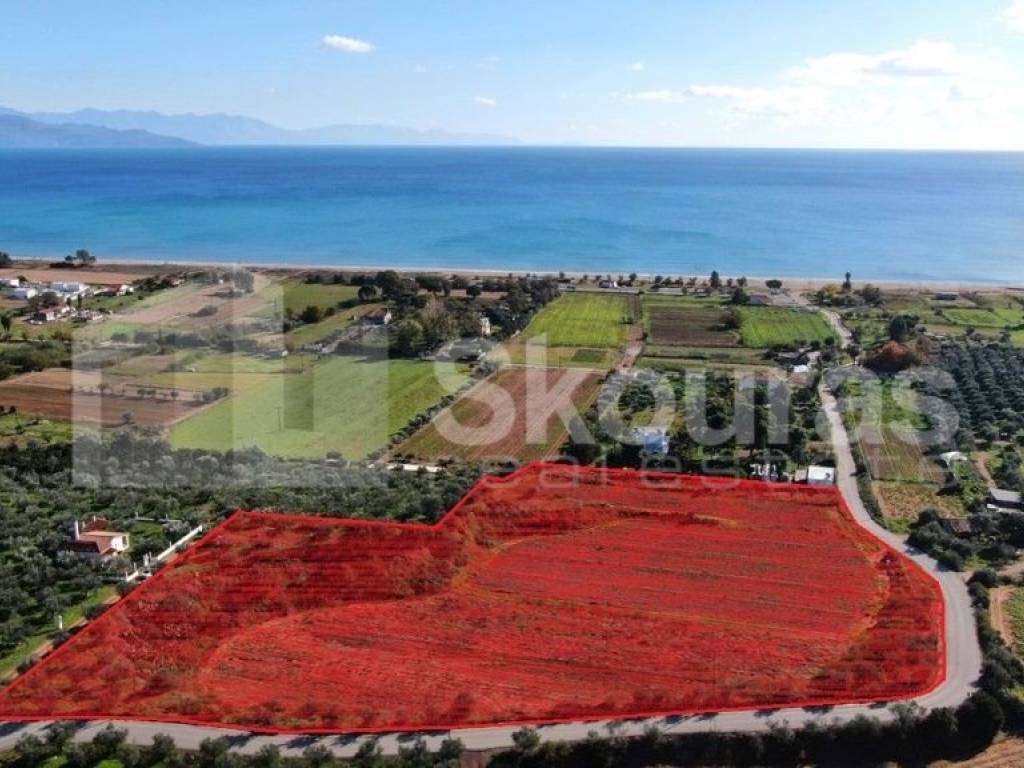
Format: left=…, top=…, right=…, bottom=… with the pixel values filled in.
left=0, top=463, right=944, bottom=733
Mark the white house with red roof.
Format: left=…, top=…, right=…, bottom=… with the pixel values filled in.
left=66, top=516, right=130, bottom=561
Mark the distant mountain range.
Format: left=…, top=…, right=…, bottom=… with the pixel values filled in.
left=0, top=111, right=194, bottom=148
left=0, top=106, right=517, bottom=147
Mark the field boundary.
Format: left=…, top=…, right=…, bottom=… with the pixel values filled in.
left=0, top=463, right=946, bottom=736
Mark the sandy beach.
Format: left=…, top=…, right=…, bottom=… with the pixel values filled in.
left=7, top=256, right=1022, bottom=294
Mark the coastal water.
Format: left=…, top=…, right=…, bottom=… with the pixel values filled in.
left=1, top=147, right=1022, bottom=282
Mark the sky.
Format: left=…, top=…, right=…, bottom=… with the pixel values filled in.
left=2, top=0, right=1024, bottom=148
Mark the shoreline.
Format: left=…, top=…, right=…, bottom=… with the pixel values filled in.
left=6, top=256, right=1022, bottom=293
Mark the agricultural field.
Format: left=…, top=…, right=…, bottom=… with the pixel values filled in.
left=72, top=274, right=280, bottom=344
left=0, top=413, right=72, bottom=447
left=840, top=291, right=1024, bottom=349
left=846, top=379, right=945, bottom=484
left=277, top=279, right=360, bottom=315
left=940, top=295, right=1024, bottom=329
left=99, top=350, right=298, bottom=395
left=169, top=355, right=465, bottom=459
left=639, top=296, right=831, bottom=369
left=0, top=267, right=152, bottom=287
left=396, top=366, right=602, bottom=463
left=1005, top=588, right=1024, bottom=654
left=858, top=426, right=945, bottom=484
left=0, top=463, right=944, bottom=733
left=738, top=307, right=835, bottom=348
left=639, top=344, right=770, bottom=367
left=285, top=302, right=384, bottom=347
left=490, top=342, right=617, bottom=370
left=0, top=368, right=207, bottom=427
left=521, top=292, right=633, bottom=348
left=644, top=297, right=739, bottom=348
left=874, top=481, right=966, bottom=524
left=932, top=737, right=1024, bottom=768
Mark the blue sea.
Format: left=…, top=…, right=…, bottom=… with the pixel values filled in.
left=1, top=147, right=1022, bottom=282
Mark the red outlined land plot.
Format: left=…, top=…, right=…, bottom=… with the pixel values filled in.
left=0, top=463, right=944, bottom=733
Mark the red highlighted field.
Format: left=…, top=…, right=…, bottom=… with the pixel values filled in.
left=0, top=463, right=944, bottom=733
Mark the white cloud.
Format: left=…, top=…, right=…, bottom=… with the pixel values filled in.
left=784, top=40, right=1012, bottom=88
left=628, top=61, right=646, bottom=72
left=322, top=35, right=375, bottom=54
left=626, top=89, right=682, bottom=103
left=685, top=85, right=830, bottom=120
left=1007, top=1, right=1024, bottom=32
left=474, top=96, right=498, bottom=107
left=680, top=39, right=1024, bottom=148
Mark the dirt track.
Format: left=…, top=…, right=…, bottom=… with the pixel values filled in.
left=990, top=586, right=1015, bottom=648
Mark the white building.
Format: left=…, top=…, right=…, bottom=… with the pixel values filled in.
left=67, top=517, right=131, bottom=561
left=10, top=286, right=37, bottom=301
left=806, top=465, right=837, bottom=486
left=50, top=281, right=90, bottom=299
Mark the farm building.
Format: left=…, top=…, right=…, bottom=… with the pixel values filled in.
left=10, top=286, right=38, bottom=301
left=66, top=517, right=130, bottom=561
left=49, top=281, right=90, bottom=299
left=366, top=308, right=393, bottom=326
left=989, top=488, right=1024, bottom=513
left=31, top=307, right=65, bottom=324
left=803, top=465, right=836, bottom=486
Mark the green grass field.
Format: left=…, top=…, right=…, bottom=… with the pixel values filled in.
left=490, top=343, right=617, bottom=369
left=641, top=344, right=769, bottom=364
left=286, top=301, right=384, bottom=346
left=169, top=355, right=466, bottom=459
left=637, top=356, right=773, bottom=374
left=1007, top=588, right=1024, bottom=659
left=738, top=307, right=835, bottom=348
left=109, top=350, right=302, bottom=396
left=278, top=280, right=361, bottom=315
left=0, top=414, right=72, bottom=446
left=943, top=303, right=1024, bottom=328
left=522, top=293, right=631, bottom=348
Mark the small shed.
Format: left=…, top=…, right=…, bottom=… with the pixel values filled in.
left=989, top=488, right=1024, bottom=512
left=806, top=465, right=836, bottom=486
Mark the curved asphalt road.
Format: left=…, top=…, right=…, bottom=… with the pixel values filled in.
left=0, top=326, right=982, bottom=759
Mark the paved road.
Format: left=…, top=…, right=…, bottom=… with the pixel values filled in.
left=0, top=353, right=982, bottom=758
